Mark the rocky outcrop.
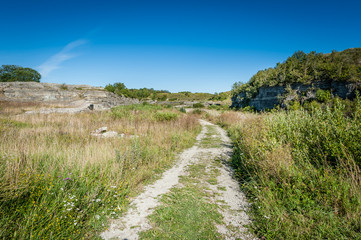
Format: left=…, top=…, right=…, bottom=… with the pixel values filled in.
left=231, top=81, right=360, bottom=111
left=0, top=82, right=139, bottom=111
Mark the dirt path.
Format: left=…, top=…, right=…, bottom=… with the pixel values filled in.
left=101, top=119, right=254, bottom=240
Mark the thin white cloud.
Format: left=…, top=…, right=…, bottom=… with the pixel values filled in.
left=38, top=39, right=88, bottom=78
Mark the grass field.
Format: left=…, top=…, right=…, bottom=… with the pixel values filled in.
left=213, top=99, right=361, bottom=239
left=0, top=103, right=201, bottom=239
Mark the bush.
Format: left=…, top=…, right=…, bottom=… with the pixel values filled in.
left=316, top=89, right=331, bottom=102
left=241, top=106, right=255, bottom=112
left=191, top=109, right=202, bottom=114
left=155, top=112, right=179, bottom=121
left=208, top=104, right=229, bottom=111
left=192, top=103, right=204, bottom=108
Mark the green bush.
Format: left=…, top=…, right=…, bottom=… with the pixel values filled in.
left=208, top=104, right=229, bottom=110
left=192, top=103, right=204, bottom=108
left=316, top=89, right=331, bottom=102
left=179, top=107, right=186, bottom=113
left=241, top=106, right=255, bottom=112
left=155, top=112, right=179, bottom=121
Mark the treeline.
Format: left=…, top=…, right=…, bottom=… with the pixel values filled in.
left=0, top=65, right=41, bottom=82
left=232, top=48, right=361, bottom=97
left=105, top=82, right=229, bottom=101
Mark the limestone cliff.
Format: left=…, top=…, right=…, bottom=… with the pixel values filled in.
left=0, top=82, right=139, bottom=111
left=231, top=81, right=360, bottom=111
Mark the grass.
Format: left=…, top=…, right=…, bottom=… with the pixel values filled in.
left=214, top=98, right=361, bottom=239
left=199, top=125, right=222, bottom=148
left=0, top=103, right=201, bottom=239
left=139, top=159, right=223, bottom=240
left=139, top=186, right=222, bottom=240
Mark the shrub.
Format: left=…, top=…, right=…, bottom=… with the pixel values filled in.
left=179, top=107, right=186, bottom=113
left=60, top=83, right=68, bottom=90
left=155, top=111, right=179, bottom=121
left=192, top=103, right=204, bottom=108
left=316, top=89, right=331, bottom=102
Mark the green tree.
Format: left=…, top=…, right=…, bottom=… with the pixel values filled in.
left=0, top=65, right=41, bottom=82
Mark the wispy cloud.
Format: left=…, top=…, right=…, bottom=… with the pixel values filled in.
left=38, top=39, right=88, bottom=78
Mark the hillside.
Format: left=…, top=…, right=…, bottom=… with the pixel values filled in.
left=0, top=82, right=139, bottom=112
left=232, top=48, right=361, bottom=110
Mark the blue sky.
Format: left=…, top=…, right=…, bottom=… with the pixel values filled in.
left=1, top=0, right=360, bottom=93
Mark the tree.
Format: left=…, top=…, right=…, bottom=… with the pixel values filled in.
left=0, top=65, right=41, bottom=82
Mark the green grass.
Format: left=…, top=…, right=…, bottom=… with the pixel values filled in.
left=199, top=125, right=222, bottom=148
left=139, top=160, right=223, bottom=240
left=139, top=186, right=222, bottom=240
left=223, top=97, right=361, bottom=239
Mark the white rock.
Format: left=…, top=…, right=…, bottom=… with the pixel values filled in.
left=95, top=127, right=108, bottom=134
left=101, top=131, right=119, bottom=138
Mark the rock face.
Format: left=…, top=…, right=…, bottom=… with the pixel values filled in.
left=231, top=81, right=360, bottom=111
left=0, top=82, right=139, bottom=111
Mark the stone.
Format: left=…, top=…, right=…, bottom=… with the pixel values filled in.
left=101, top=131, right=119, bottom=138
left=0, top=82, right=140, bottom=112
left=94, top=127, right=108, bottom=134
left=91, top=127, right=124, bottom=138
left=231, top=80, right=361, bottom=111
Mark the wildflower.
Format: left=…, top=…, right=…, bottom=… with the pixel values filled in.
left=63, top=178, right=71, bottom=181
left=96, top=199, right=101, bottom=202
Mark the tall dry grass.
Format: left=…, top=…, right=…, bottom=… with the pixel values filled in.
left=0, top=103, right=200, bottom=239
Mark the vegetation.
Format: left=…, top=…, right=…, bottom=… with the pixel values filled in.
left=232, top=48, right=361, bottom=102
left=213, top=97, right=361, bottom=239
left=0, top=103, right=200, bottom=239
left=139, top=133, right=225, bottom=240
left=0, top=65, right=41, bottom=82
left=104, top=82, right=230, bottom=102
left=192, top=103, right=205, bottom=108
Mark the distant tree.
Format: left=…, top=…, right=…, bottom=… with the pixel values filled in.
left=0, top=65, right=41, bottom=82
left=104, top=82, right=126, bottom=94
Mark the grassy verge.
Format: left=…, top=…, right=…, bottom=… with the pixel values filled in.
left=0, top=104, right=201, bottom=239
left=214, top=99, right=361, bottom=239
